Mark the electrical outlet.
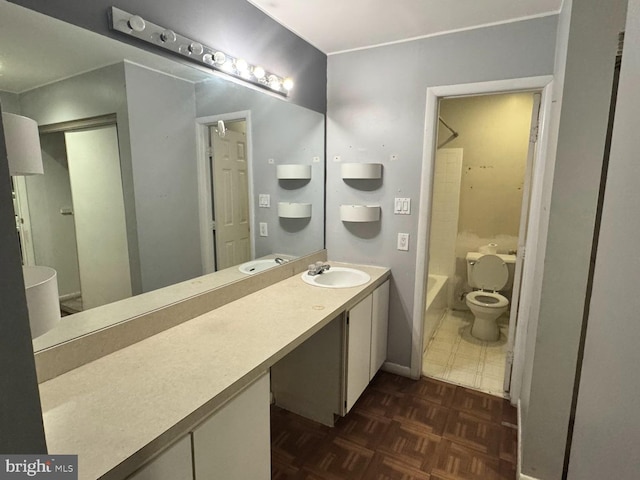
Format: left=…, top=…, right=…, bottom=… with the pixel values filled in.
left=259, top=223, right=268, bottom=237
left=397, top=233, right=409, bottom=251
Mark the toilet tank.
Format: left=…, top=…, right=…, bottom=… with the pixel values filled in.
left=466, top=252, right=517, bottom=290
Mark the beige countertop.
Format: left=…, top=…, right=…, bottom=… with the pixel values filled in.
left=33, top=253, right=297, bottom=353
left=39, top=262, right=390, bottom=480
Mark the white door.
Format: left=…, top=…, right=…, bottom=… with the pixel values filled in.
left=504, top=93, right=542, bottom=392
left=209, top=125, right=251, bottom=270
left=65, top=125, right=131, bottom=309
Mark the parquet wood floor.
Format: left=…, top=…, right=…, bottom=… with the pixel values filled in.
left=271, top=372, right=517, bottom=480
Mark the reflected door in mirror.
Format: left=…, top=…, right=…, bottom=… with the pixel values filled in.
left=210, top=124, right=250, bottom=270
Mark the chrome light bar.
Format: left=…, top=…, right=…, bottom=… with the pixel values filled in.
left=109, top=7, right=294, bottom=96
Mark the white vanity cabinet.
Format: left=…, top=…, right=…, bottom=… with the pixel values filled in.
left=126, top=373, right=271, bottom=480
left=271, top=279, right=390, bottom=424
left=126, top=436, right=193, bottom=480
left=370, top=279, right=390, bottom=380
left=344, top=280, right=390, bottom=412
left=192, top=372, right=271, bottom=480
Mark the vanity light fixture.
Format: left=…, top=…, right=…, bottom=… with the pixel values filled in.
left=109, top=7, right=294, bottom=96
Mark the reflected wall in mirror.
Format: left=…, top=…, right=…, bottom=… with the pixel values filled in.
left=0, top=2, right=325, bottom=349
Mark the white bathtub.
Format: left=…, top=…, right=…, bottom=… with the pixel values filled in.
left=423, top=274, right=448, bottom=352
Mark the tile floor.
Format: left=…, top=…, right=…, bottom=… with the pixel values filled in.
left=422, top=310, right=508, bottom=397
left=271, top=371, right=518, bottom=479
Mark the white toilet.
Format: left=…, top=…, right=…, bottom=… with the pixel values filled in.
left=465, top=252, right=513, bottom=341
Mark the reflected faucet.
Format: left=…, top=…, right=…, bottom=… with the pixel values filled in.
left=275, top=257, right=289, bottom=265
left=308, top=261, right=330, bottom=276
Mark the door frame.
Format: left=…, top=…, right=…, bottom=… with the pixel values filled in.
left=412, top=76, right=554, bottom=403
left=503, top=92, right=542, bottom=393
left=196, top=111, right=254, bottom=274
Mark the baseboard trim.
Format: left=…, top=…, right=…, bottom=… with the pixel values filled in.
left=381, top=362, right=412, bottom=378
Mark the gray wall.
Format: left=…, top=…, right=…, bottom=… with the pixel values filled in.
left=568, top=0, right=640, bottom=477
left=519, top=0, right=627, bottom=477
left=0, top=91, right=21, bottom=113
left=8, top=0, right=327, bottom=113
left=17, top=63, right=143, bottom=294
left=124, top=62, right=202, bottom=292
left=196, top=78, right=325, bottom=258
left=0, top=106, right=47, bottom=452
left=326, top=16, right=558, bottom=368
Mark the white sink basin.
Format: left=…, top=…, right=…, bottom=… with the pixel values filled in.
left=301, top=267, right=370, bottom=288
left=238, top=259, right=280, bottom=275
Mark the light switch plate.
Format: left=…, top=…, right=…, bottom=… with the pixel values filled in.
left=259, top=223, right=268, bottom=237
left=258, top=194, right=270, bottom=208
left=394, top=198, right=411, bottom=215
left=397, top=233, right=410, bottom=251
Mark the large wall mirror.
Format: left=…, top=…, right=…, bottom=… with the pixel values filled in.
left=0, top=2, right=325, bottom=351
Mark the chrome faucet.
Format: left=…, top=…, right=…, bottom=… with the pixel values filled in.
left=274, top=257, right=289, bottom=265
left=307, top=261, right=330, bottom=276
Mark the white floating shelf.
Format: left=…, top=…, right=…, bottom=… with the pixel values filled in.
left=340, top=205, right=381, bottom=222
left=278, top=202, right=312, bottom=218
left=341, top=163, right=382, bottom=179
left=277, top=164, right=312, bottom=180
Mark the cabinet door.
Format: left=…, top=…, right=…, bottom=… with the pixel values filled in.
left=193, top=372, right=271, bottom=480
left=370, top=280, right=390, bottom=380
left=126, top=435, right=192, bottom=480
left=346, top=293, right=373, bottom=412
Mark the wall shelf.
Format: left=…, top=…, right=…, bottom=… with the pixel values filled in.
left=341, top=163, right=382, bottom=180
left=278, top=202, right=312, bottom=218
left=340, top=205, right=381, bottom=222
left=277, top=164, right=312, bottom=180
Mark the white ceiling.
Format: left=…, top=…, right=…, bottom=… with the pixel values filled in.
left=0, top=0, right=563, bottom=94
left=247, top=0, right=562, bottom=54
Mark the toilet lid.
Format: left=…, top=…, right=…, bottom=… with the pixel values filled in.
left=469, top=254, right=508, bottom=291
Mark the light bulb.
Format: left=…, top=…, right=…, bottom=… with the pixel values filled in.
left=283, top=78, right=294, bottom=91
left=268, top=74, right=281, bottom=91
left=127, top=15, right=146, bottom=33
left=235, top=58, right=249, bottom=74
left=160, top=29, right=176, bottom=43
left=203, top=53, right=214, bottom=65
left=253, top=66, right=266, bottom=80
left=222, top=60, right=234, bottom=73
left=189, top=42, right=204, bottom=55
left=213, top=51, right=226, bottom=65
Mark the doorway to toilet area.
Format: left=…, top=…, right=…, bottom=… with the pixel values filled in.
left=412, top=76, right=553, bottom=402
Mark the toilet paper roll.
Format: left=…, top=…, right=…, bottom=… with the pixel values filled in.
left=479, top=243, right=498, bottom=254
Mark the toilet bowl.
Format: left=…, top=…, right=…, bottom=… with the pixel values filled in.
left=465, top=253, right=511, bottom=342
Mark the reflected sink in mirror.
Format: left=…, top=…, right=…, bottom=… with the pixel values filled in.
left=301, top=267, right=371, bottom=288
left=238, top=255, right=295, bottom=275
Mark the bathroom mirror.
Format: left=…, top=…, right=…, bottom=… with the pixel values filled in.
left=0, top=2, right=325, bottom=351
